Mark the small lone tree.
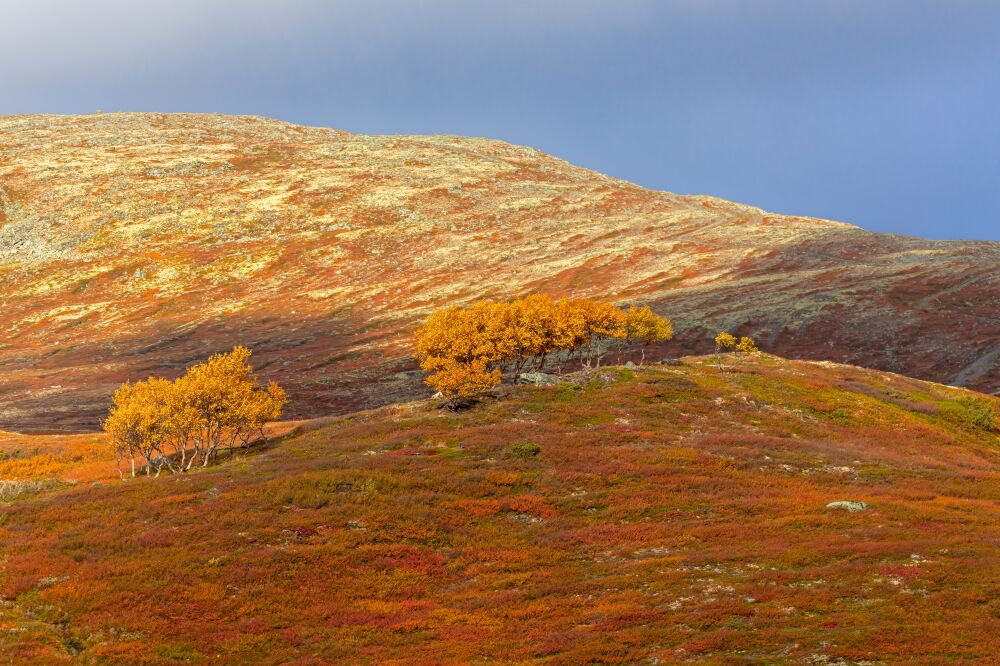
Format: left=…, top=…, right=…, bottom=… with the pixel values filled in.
left=714, top=332, right=737, bottom=370
left=736, top=336, right=758, bottom=354
left=625, top=305, right=673, bottom=365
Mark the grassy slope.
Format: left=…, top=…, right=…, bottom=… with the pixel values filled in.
left=0, top=355, right=997, bottom=664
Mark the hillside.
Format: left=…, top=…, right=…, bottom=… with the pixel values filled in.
left=0, top=355, right=997, bottom=663
left=1, top=113, right=999, bottom=432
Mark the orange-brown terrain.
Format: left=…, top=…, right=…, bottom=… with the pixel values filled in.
left=1, top=114, right=998, bottom=663
left=0, top=356, right=997, bottom=663
left=1, top=112, right=999, bottom=433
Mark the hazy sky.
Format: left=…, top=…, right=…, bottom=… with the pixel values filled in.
left=2, top=0, right=998, bottom=240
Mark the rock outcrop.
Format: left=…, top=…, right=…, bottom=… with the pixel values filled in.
left=826, top=500, right=869, bottom=512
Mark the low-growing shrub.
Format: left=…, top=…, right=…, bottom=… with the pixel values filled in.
left=0, top=455, right=63, bottom=480
left=962, top=397, right=998, bottom=431
left=509, top=442, right=541, bottom=458
left=0, top=479, right=62, bottom=502
left=893, top=397, right=940, bottom=416
left=265, top=473, right=347, bottom=509
left=942, top=396, right=998, bottom=432
left=265, top=472, right=399, bottom=508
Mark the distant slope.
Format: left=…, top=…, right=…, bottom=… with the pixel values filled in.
left=1, top=356, right=997, bottom=662
left=1, top=113, right=998, bottom=431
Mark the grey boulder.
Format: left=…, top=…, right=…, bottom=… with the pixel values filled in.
left=826, top=500, right=868, bottom=512
left=518, top=372, right=561, bottom=386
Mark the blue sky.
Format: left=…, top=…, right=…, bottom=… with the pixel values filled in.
left=2, top=1, right=998, bottom=240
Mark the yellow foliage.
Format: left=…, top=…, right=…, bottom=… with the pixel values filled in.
left=624, top=305, right=673, bottom=364
left=422, top=357, right=501, bottom=399
left=715, top=332, right=737, bottom=351
left=0, top=455, right=63, bottom=480
left=103, top=346, right=287, bottom=478
left=713, top=332, right=759, bottom=371
left=414, top=296, right=672, bottom=401
left=737, top=336, right=758, bottom=353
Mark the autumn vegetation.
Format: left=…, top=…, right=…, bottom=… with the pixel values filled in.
left=1, top=354, right=998, bottom=663
left=414, top=296, right=672, bottom=401
left=714, top=331, right=758, bottom=369
left=102, top=346, right=287, bottom=478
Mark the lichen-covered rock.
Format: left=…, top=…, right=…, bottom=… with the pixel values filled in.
left=518, top=372, right=562, bottom=386
left=826, top=500, right=869, bottom=512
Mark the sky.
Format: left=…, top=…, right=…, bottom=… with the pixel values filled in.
left=2, top=0, right=998, bottom=241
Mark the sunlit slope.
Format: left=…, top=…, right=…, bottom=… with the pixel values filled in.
left=0, top=355, right=997, bottom=663
left=1, top=113, right=999, bottom=431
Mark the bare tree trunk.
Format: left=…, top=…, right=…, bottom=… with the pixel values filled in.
left=203, top=437, right=219, bottom=467
left=115, top=449, right=125, bottom=481
left=204, top=425, right=222, bottom=465
left=185, top=434, right=202, bottom=470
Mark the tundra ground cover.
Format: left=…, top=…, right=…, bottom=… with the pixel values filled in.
left=0, top=355, right=997, bottom=663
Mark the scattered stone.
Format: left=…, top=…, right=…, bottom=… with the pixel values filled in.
left=625, top=361, right=635, bottom=369
left=826, top=500, right=868, bottom=512
left=659, top=358, right=681, bottom=366
left=148, top=455, right=171, bottom=471
left=37, top=575, right=70, bottom=589
left=518, top=372, right=561, bottom=386
left=631, top=546, right=671, bottom=559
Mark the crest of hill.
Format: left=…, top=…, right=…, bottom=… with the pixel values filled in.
left=0, top=112, right=998, bottom=431
left=0, top=355, right=997, bottom=662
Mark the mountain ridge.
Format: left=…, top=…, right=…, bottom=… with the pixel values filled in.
left=1, top=112, right=998, bottom=431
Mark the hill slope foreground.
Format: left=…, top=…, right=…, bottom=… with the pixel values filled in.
left=1, top=113, right=999, bottom=431
left=0, top=355, right=997, bottom=663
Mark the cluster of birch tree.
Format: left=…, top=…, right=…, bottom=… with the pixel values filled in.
left=414, top=295, right=673, bottom=401
left=103, top=346, right=286, bottom=478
